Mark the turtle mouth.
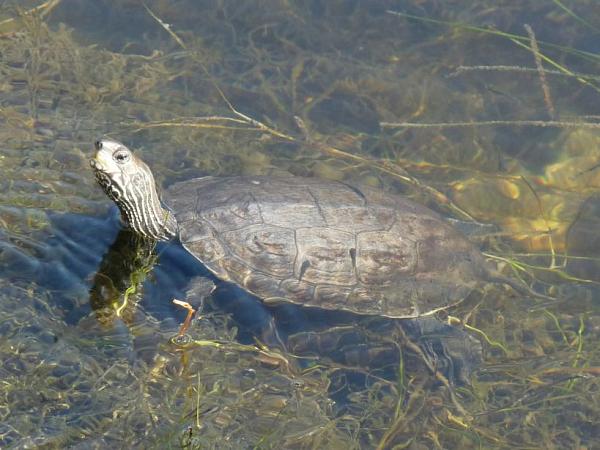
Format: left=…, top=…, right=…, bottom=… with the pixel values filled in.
left=89, top=157, right=100, bottom=171
left=89, top=151, right=113, bottom=176
left=89, top=157, right=104, bottom=180
left=89, top=155, right=115, bottom=195
left=89, top=153, right=105, bottom=171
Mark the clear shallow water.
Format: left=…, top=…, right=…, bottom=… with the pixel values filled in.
left=1, top=0, right=600, bottom=448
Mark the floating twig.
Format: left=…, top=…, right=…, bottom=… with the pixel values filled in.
left=524, top=24, right=556, bottom=119
left=141, top=2, right=187, bottom=49
left=448, top=65, right=600, bottom=82
left=381, top=120, right=600, bottom=129
left=173, top=299, right=196, bottom=337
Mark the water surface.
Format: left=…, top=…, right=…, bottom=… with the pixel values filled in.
left=1, top=1, right=600, bottom=448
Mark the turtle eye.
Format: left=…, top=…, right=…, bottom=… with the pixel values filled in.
left=113, top=149, right=131, bottom=164
left=95, top=140, right=103, bottom=150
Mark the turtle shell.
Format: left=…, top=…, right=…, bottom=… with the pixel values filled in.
left=164, top=176, right=487, bottom=318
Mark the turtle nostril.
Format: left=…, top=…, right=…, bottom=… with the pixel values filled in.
left=95, top=140, right=103, bottom=150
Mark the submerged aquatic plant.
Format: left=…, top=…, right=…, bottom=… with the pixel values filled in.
left=1, top=0, right=600, bottom=448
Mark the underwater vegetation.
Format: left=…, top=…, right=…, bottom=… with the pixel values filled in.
left=1, top=0, right=600, bottom=448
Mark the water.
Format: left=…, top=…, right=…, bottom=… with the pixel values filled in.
left=1, top=0, right=600, bottom=448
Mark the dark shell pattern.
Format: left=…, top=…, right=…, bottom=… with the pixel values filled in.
left=164, top=176, right=488, bottom=318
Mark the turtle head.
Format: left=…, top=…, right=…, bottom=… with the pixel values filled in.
left=90, top=138, right=177, bottom=240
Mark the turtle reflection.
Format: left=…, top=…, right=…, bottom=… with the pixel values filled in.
left=89, top=228, right=158, bottom=325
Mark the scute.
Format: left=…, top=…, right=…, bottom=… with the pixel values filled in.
left=321, top=206, right=389, bottom=232
left=295, top=227, right=356, bottom=285
left=222, top=224, right=296, bottom=278
left=356, top=231, right=417, bottom=285
left=185, top=238, right=226, bottom=265
left=165, top=176, right=488, bottom=318
left=201, top=192, right=262, bottom=232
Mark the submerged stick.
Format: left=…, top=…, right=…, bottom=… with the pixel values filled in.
left=173, top=299, right=196, bottom=336
left=524, top=24, right=556, bottom=119
left=381, top=120, right=600, bottom=129
left=448, top=65, right=600, bottom=82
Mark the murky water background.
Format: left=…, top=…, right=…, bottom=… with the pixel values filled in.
left=2, top=1, right=600, bottom=448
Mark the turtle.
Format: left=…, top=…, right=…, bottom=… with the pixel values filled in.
left=90, top=138, right=506, bottom=321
